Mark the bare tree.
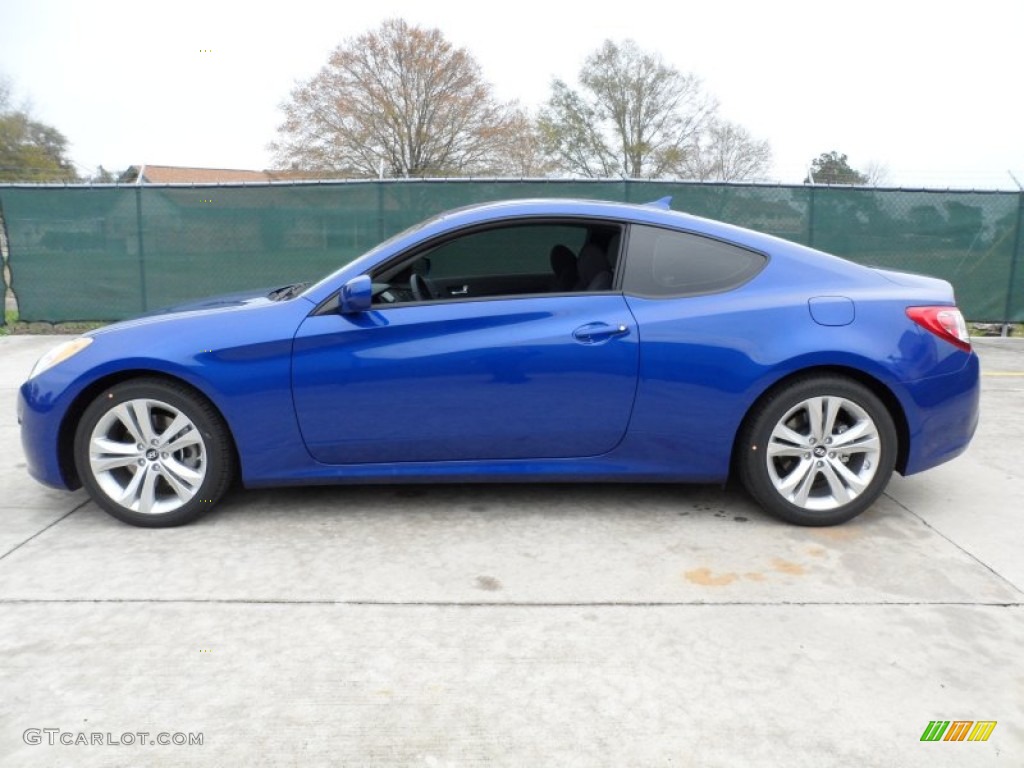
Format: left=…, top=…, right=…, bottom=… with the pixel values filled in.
left=539, top=40, right=717, bottom=178
left=271, top=19, right=517, bottom=177
left=682, top=119, right=772, bottom=182
left=490, top=106, right=554, bottom=177
left=863, top=160, right=890, bottom=186
left=538, top=81, right=617, bottom=177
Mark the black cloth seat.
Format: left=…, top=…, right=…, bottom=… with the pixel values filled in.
left=574, top=243, right=613, bottom=291
left=549, top=244, right=577, bottom=292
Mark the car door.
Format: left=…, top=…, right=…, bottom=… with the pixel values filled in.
left=291, top=219, right=639, bottom=465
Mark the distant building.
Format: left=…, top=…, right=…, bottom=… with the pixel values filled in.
left=119, top=165, right=347, bottom=184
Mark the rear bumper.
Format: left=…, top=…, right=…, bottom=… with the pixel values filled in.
left=900, top=351, right=980, bottom=476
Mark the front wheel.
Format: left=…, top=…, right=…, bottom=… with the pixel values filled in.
left=737, top=375, right=897, bottom=526
left=73, top=378, right=235, bottom=527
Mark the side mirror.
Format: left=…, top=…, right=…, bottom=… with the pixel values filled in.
left=338, top=275, right=372, bottom=314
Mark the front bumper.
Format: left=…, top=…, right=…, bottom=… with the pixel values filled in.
left=19, top=379, right=77, bottom=491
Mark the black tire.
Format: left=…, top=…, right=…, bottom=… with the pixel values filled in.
left=737, top=375, right=897, bottom=526
left=73, top=377, right=235, bottom=527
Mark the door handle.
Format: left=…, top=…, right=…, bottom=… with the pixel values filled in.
left=573, top=322, right=630, bottom=344
left=449, top=285, right=469, bottom=296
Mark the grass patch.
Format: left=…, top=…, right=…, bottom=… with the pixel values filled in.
left=2, top=308, right=107, bottom=335
left=0, top=309, right=16, bottom=335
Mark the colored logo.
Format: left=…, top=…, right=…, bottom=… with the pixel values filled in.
left=920, top=720, right=996, bottom=742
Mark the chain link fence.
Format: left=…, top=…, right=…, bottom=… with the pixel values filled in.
left=0, top=198, right=9, bottom=326
left=0, top=179, right=1021, bottom=324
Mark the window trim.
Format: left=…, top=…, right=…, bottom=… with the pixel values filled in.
left=363, top=215, right=628, bottom=310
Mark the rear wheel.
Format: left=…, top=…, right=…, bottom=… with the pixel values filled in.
left=737, top=375, right=897, bottom=526
left=73, top=378, right=234, bottom=527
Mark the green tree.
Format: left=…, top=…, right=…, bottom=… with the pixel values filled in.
left=805, top=151, right=868, bottom=185
left=0, top=76, right=78, bottom=182
left=88, top=165, right=117, bottom=183
left=539, top=40, right=717, bottom=178
left=271, top=19, right=519, bottom=177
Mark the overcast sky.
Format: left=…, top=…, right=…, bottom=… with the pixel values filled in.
left=1, top=0, right=1021, bottom=189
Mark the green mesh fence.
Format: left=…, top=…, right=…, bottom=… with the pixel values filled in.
left=0, top=198, right=8, bottom=326
left=1012, top=193, right=1024, bottom=323
left=0, top=180, right=1020, bottom=323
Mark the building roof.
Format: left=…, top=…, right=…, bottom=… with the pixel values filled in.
left=121, top=165, right=346, bottom=184
left=126, top=165, right=274, bottom=184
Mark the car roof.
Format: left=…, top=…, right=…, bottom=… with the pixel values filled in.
left=306, top=197, right=871, bottom=303
left=435, top=198, right=796, bottom=255
left=437, top=197, right=691, bottom=226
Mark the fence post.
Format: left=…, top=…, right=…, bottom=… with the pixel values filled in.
left=0, top=196, right=8, bottom=327
left=377, top=181, right=385, bottom=242
left=134, top=186, right=148, bottom=312
left=807, top=185, right=816, bottom=248
left=1004, top=190, right=1024, bottom=332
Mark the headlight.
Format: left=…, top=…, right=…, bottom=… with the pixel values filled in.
left=27, top=337, right=93, bottom=380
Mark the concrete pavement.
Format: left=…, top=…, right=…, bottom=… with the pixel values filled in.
left=0, top=334, right=1021, bottom=766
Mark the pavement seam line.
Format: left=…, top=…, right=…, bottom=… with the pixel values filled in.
left=0, top=500, right=89, bottom=562
left=884, top=490, right=1024, bottom=598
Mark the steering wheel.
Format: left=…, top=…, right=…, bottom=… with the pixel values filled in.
left=410, top=273, right=438, bottom=301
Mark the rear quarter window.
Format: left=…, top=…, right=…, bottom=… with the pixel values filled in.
left=623, top=225, right=766, bottom=297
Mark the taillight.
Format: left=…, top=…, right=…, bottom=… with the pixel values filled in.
left=906, top=306, right=971, bottom=352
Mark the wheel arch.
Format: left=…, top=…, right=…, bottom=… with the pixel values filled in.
left=730, top=364, right=910, bottom=478
left=57, top=370, right=241, bottom=489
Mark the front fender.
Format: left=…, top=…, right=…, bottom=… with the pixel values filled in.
left=19, top=299, right=314, bottom=489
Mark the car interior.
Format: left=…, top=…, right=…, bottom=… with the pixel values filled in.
left=370, top=221, right=623, bottom=305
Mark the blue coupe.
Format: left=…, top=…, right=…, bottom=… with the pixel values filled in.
left=18, top=198, right=979, bottom=527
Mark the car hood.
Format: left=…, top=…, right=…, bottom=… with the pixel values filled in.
left=89, top=287, right=311, bottom=337
left=139, top=287, right=277, bottom=317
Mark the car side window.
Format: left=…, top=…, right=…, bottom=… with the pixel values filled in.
left=622, top=225, right=766, bottom=298
left=371, top=221, right=623, bottom=305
